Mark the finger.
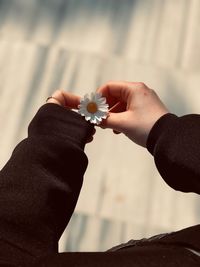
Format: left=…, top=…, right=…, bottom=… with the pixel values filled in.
left=86, top=127, right=96, bottom=143
left=51, top=90, right=65, bottom=106
left=92, top=128, right=96, bottom=135
left=98, top=111, right=129, bottom=133
left=59, top=90, right=81, bottom=109
left=97, top=81, right=132, bottom=106
left=47, top=90, right=80, bottom=108
left=46, top=96, right=62, bottom=106
left=113, top=130, right=121, bottom=134
left=48, top=90, right=81, bottom=109
left=86, top=136, right=94, bottom=143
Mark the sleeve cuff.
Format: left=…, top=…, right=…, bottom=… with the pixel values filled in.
left=28, top=103, right=95, bottom=149
left=146, top=113, right=178, bottom=155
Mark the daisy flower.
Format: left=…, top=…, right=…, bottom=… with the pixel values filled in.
left=78, top=92, right=109, bottom=124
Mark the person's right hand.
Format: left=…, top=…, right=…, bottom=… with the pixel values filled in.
left=97, top=81, right=169, bottom=147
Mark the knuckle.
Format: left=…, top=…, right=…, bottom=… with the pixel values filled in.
left=149, top=88, right=156, bottom=95
left=136, top=82, right=147, bottom=88
left=106, top=80, right=115, bottom=87
left=134, top=83, right=154, bottom=97
left=150, top=88, right=155, bottom=93
left=52, top=89, right=62, bottom=96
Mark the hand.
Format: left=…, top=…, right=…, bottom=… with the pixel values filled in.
left=46, top=89, right=81, bottom=109
left=97, top=81, right=169, bottom=147
left=46, top=90, right=96, bottom=143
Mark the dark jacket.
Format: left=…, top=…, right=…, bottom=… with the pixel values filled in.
left=0, top=103, right=200, bottom=266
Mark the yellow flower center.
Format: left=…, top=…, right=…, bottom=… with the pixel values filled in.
left=87, top=102, right=98, bottom=113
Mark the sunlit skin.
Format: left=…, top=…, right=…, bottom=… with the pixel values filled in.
left=97, top=81, right=169, bottom=147
left=46, top=82, right=169, bottom=147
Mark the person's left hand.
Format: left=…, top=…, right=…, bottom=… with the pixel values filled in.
left=46, top=90, right=81, bottom=109
left=46, top=90, right=96, bottom=143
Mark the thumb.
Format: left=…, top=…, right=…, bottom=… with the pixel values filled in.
left=100, top=112, right=127, bottom=133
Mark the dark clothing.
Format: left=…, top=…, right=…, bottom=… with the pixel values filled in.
left=36, top=246, right=199, bottom=267
left=147, top=113, right=200, bottom=194
left=0, top=103, right=94, bottom=266
left=0, top=103, right=200, bottom=266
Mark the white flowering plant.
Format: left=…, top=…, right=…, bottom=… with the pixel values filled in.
left=78, top=92, right=109, bottom=125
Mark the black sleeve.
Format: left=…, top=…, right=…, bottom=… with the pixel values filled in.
left=0, top=103, right=94, bottom=265
left=146, top=113, right=200, bottom=194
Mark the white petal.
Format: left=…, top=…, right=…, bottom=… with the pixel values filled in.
left=97, top=110, right=108, bottom=116
left=85, top=116, right=92, bottom=121
left=98, top=102, right=108, bottom=108
left=78, top=92, right=109, bottom=124
left=78, top=108, right=86, bottom=115
left=83, top=94, right=89, bottom=100
left=99, top=98, right=106, bottom=104
left=98, top=106, right=108, bottom=112
left=95, top=92, right=102, bottom=99
left=90, top=117, right=96, bottom=124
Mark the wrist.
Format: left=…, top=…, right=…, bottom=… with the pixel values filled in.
left=146, top=113, right=178, bottom=155
left=28, top=103, right=95, bottom=149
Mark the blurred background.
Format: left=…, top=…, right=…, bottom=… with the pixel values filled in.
left=0, top=0, right=200, bottom=252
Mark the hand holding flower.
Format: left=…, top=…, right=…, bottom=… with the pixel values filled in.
left=97, top=81, right=169, bottom=147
